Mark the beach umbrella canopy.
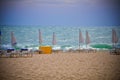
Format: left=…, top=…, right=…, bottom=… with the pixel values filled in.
left=112, top=29, right=119, bottom=44
left=52, top=32, right=56, bottom=45
left=11, top=31, right=17, bottom=47
left=0, top=30, right=1, bottom=44
left=0, top=30, right=1, bottom=49
left=79, top=29, right=84, bottom=49
left=85, top=30, right=90, bottom=48
left=0, top=30, right=1, bottom=35
left=112, top=29, right=119, bottom=48
left=39, top=29, right=43, bottom=45
left=79, top=29, right=84, bottom=43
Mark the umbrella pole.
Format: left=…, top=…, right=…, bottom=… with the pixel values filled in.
left=113, top=43, right=115, bottom=49
left=115, top=43, right=117, bottom=49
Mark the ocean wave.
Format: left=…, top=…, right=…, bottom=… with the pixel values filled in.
left=90, top=44, right=112, bottom=49
left=0, top=43, right=113, bottom=51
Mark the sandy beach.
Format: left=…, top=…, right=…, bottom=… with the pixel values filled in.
left=0, top=51, right=120, bottom=80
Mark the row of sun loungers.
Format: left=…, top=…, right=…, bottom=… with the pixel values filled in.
left=1, top=48, right=119, bottom=57
left=75, top=49, right=97, bottom=53
left=52, top=48, right=97, bottom=53
left=52, top=48, right=120, bottom=54
left=0, top=49, right=34, bottom=58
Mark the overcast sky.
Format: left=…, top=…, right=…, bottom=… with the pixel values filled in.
left=0, top=0, right=120, bottom=26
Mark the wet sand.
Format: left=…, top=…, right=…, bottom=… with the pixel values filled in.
left=0, top=51, right=120, bottom=80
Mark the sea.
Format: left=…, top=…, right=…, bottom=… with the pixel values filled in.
left=0, top=25, right=120, bottom=50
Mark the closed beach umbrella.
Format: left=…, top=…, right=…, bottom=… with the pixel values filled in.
left=79, top=29, right=84, bottom=43
left=0, top=30, right=1, bottom=48
left=0, top=30, right=1, bottom=37
left=52, top=32, right=56, bottom=45
left=79, top=29, right=84, bottom=48
left=11, top=31, right=17, bottom=47
left=39, top=29, right=43, bottom=45
left=112, top=29, right=119, bottom=48
left=0, top=30, right=1, bottom=43
left=86, top=30, right=90, bottom=48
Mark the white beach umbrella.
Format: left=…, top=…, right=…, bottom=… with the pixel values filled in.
left=52, top=32, right=57, bottom=45
left=85, top=30, right=90, bottom=48
left=0, top=30, right=1, bottom=48
left=11, top=31, right=17, bottom=47
left=112, top=29, right=119, bottom=48
left=39, top=29, right=43, bottom=45
left=0, top=30, right=1, bottom=44
left=79, top=29, right=84, bottom=49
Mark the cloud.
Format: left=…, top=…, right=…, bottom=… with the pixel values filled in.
left=1, top=0, right=119, bottom=8
left=14, top=0, right=80, bottom=6
left=31, top=0, right=79, bottom=4
left=19, top=0, right=107, bottom=7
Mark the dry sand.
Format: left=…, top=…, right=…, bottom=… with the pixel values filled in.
left=0, top=51, right=120, bottom=80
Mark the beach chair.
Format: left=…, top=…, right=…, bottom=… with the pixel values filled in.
left=88, top=48, right=96, bottom=53
left=20, top=49, right=28, bottom=57
left=28, top=49, right=34, bottom=57
left=76, top=49, right=83, bottom=53
left=0, top=50, right=2, bottom=57
left=20, top=49, right=33, bottom=57
left=6, top=49, right=15, bottom=57
left=0, top=50, right=8, bottom=57
left=0, top=50, right=4, bottom=57
left=116, top=48, right=120, bottom=55
left=110, top=49, right=116, bottom=55
left=110, top=48, right=120, bottom=55
left=38, top=49, right=43, bottom=54
left=10, top=50, right=20, bottom=58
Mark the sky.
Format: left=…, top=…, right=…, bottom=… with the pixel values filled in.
left=0, top=0, right=120, bottom=26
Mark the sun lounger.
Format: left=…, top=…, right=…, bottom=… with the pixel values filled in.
left=3, top=49, right=19, bottom=58
left=0, top=48, right=33, bottom=58
left=110, top=48, right=120, bottom=55
left=20, top=49, right=33, bottom=57
left=6, top=49, right=15, bottom=57
left=0, top=50, right=8, bottom=57
left=88, top=49, right=96, bottom=53
left=10, top=50, right=20, bottom=58
left=0, top=50, right=5, bottom=57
